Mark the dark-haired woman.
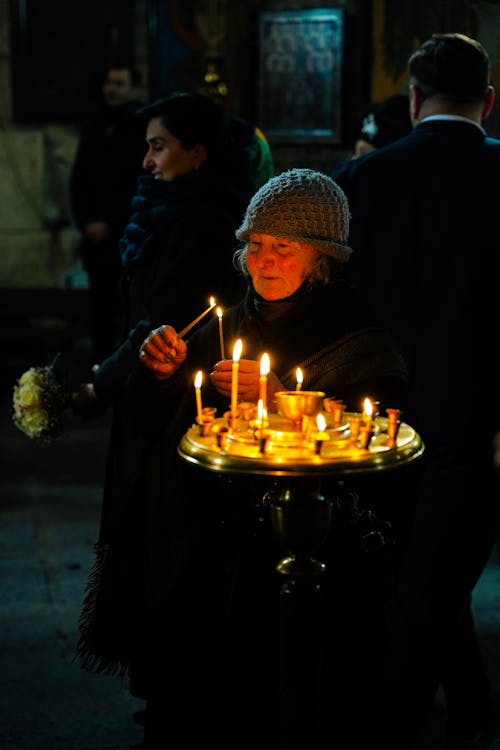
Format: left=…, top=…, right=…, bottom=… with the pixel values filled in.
left=72, top=91, right=253, bottom=709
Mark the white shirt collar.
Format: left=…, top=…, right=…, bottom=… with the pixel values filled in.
left=419, top=114, right=486, bottom=134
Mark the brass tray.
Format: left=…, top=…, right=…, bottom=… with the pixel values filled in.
left=178, top=412, right=424, bottom=477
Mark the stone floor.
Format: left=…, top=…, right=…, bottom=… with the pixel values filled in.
left=1, top=331, right=500, bottom=749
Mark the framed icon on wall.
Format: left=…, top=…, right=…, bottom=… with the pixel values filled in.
left=258, top=8, right=344, bottom=143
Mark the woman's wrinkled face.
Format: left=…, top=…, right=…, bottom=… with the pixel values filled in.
left=246, top=233, right=318, bottom=301
left=142, top=117, right=205, bottom=181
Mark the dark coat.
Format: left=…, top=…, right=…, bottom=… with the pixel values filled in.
left=69, top=100, right=147, bottom=360
left=92, top=171, right=245, bottom=404
left=76, top=167, right=248, bottom=676
left=70, top=99, right=145, bottom=238
left=331, top=118, right=500, bottom=744
left=331, top=119, right=500, bottom=443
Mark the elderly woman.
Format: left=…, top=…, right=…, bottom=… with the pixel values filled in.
left=139, top=168, right=408, bottom=405
left=81, top=169, right=414, bottom=748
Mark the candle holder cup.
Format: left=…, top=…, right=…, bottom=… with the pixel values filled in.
left=358, top=427, right=374, bottom=449
left=249, top=416, right=270, bottom=438
left=348, top=415, right=362, bottom=441
left=201, top=406, right=217, bottom=420
left=196, top=409, right=216, bottom=437
left=275, top=391, right=325, bottom=431
left=323, top=398, right=345, bottom=428
left=385, top=408, right=402, bottom=447
left=224, top=408, right=240, bottom=431
left=211, top=423, right=229, bottom=449
left=239, top=401, right=257, bottom=421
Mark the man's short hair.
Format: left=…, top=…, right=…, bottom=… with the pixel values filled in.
left=408, top=33, right=490, bottom=103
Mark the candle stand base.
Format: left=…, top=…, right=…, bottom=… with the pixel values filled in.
left=277, top=577, right=325, bottom=750
left=266, top=479, right=332, bottom=577
left=275, top=555, right=326, bottom=576
left=264, top=478, right=333, bottom=750
left=178, top=410, right=424, bottom=749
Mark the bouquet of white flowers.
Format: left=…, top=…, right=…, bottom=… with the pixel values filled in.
left=12, top=355, right=70, bottom=444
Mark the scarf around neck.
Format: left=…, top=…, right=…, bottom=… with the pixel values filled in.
left=119, top=171, right=222, bottom=270
left=249, top=279, right=315, bottom=323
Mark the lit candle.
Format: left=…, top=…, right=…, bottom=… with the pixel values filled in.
left=179, top=296, right=216, bottom=338
left=316, top=412, right=327, bottom=433
left=362, top=397, right=373, bottom=430
left=194, top=370, right=203, bottom=421
left=257, top=398, right=268, bottom=449
left=314, top=412, right=329, bottom=455
left=216, top=306, right=225, bottom=359
left=257, top=398, right=264, bottom=436
left=259, top=353, right=270, bottom=413
left=296, top=367, right=303, bottom=391
left=230, top=338, right=243, bottom=430
left=360, top=398, right=374, bottom=449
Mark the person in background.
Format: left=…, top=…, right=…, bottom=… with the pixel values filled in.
left=197, top=78, right=274, bottom=192
left=70, top=62, right=145, bottom=363
left=331, top=33, right=500, bottom=749
left=97, top=168, right=416, bottom=748
left=350, top=93, right=412, bottom=159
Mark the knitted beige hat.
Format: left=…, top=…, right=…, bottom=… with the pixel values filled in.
left=235, top=168, right=352, bottom=262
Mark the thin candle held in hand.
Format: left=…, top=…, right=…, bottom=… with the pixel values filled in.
left=194, top=370, right=203, bottom=421
left=216, top=306, right=225, bottom=359
left=179, top=296, right=216, bottom=338
left=259, top=353, right=270, bottom=414
left=296, top=367, right=303, bottom=391
left=230, top=339, right=243, bottom=430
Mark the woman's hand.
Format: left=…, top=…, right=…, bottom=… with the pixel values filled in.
left=72, top=382, right=107, bottom=418
left=139, top=325, right=187, bottom=380
left=210, top=358, right=284, bottom=407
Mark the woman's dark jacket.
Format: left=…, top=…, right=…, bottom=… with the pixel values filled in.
left=77, top=278, right=412, bottom=682
left=76, top=166, right=249, bottom=673
left=92, top=170, right=246, bottom=404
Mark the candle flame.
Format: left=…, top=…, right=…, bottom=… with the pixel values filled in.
left=363, top=397, right=373, bottom=417
left=232, top=339, right=243, bottom=362
left=316, top=413, right=327, bottom=432
left=194, top=370, right=203, bottom=389
left=216, top=306, right=223, bottom=319
left=209, top=296, right=216, bottom=307
left=260, top=352, right=270, bottom=377
left=296, top=367, right=303, bottom=386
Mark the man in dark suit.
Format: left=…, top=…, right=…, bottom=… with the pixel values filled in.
left=331, top=33, right=500, bottom=749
